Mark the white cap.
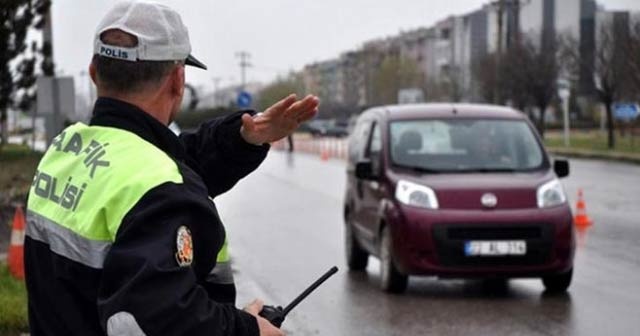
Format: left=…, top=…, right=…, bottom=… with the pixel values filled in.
left=93, top=1, right=207, bottom=70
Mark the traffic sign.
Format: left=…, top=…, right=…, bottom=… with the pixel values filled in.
left=237, top=91, right=252, bottom=109
left=613, top=103, right=639, bottom=121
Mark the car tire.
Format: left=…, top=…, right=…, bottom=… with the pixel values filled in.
left=345, top=217, right=368, bottom=271
left=380, top=226, right=408, bottom=293
left=542, top=268, right=573, bottom=293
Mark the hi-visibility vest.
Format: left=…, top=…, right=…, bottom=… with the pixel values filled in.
left=26, top=123, right=182, bottom=269
left=208, top=211, right=233, bottom=285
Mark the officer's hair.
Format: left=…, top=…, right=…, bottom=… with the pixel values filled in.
left=93, top=29, right=176, bottom=93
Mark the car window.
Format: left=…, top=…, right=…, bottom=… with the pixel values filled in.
left=390, top=119, right=545, bottom=172
left=365, top=122, right=382, bottom=158
left=349, top=120, right=371, bottom=160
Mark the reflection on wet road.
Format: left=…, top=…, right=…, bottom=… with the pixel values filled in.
left=217, top=151, right=640, bottom=335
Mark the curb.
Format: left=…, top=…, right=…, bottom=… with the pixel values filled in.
left=548, top=147, right=640, bottom=165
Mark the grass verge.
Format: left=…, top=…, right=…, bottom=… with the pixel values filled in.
left=0, top=263, right=29, bottom=334
left=544, top=130, right=640, bottom=155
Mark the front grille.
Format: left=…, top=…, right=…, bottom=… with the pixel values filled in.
left=433, top=223, right=553, bottom=267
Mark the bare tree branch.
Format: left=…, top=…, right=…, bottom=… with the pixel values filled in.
left=559, top=19, right=635, bottom=148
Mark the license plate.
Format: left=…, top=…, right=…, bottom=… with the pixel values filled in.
left=464, top=241, right=527, bottom=256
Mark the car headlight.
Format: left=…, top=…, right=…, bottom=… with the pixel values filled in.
left=395, top=180, right=439, bottom=209
left=537, top=179, right=567, bottom=208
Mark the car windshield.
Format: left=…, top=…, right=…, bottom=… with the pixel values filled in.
left=390, top=119, right=545, bottom=172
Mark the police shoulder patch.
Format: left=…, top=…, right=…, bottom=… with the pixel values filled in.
left=175, top=226, right=193, bottom=267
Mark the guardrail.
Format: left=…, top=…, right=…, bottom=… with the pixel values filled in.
left=272, top=137, right=349, bottom=160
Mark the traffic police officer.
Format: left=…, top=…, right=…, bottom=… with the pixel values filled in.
left=24, top=2, right=319, bottom=336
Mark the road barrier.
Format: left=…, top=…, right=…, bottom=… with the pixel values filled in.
left=8, top=205, right=26, bottom=280
left=272, top=137, right=349, bottom=161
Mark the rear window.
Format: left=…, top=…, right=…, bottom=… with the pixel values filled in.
left=389, top=119, right=545, bottom=172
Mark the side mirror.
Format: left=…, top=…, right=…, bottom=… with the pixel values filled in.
left=554, top=159, right=570, bottom=178
left=355, top=161, right=375, bottom=180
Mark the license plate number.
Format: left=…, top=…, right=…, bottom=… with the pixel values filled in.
left=464, top=241, right=527, bottom=256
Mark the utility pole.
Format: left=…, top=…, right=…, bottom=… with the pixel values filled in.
left=235, top=51, right=251, bottom=90
left=497, top=0, right=505, bottom=56
left=493, top=0, right=505, bottom=104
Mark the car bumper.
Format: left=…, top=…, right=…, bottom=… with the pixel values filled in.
left=387, top=203, right=575, bottom=278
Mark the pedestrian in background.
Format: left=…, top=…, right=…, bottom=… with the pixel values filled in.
left=287, top=134, right=294, bottom=152
left=24, top=2, right=318, bottom=335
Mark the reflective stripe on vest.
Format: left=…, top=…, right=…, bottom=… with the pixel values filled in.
left=26, top=123, right=183, bottom=268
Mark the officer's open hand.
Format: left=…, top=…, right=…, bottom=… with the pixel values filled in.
left=240, top=94, right=319, bottom=146
left=244, top=299, right=285, bottom=336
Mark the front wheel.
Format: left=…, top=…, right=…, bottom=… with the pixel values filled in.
left=345, top=217, right=368, bottom=271
left=542, top=268, right=573, bottom=293
left=380, top=226, right=408, bottom=293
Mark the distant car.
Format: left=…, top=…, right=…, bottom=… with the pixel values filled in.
left=344, top=104, right=574, bottom=293
left=306, top=119, right=350, bottom=137
left=322, top=124, right=349, bottom=137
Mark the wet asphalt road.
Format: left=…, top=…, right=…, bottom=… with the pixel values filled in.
left=216, top=151, right=640, bottom=336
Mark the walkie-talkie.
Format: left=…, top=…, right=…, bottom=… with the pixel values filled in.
left=259, top=266, right=338, bottom=328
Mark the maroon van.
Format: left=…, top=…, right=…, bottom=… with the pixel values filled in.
left=344, top=104, right=574, bottom=293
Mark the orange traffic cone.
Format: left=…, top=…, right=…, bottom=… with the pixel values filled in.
left=320, top=148, right=329, bottom=161
left=7, top=205, right=26, bottom=280
left=573, top=189, right=593, bottom=228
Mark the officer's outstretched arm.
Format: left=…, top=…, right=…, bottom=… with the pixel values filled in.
left=97, top=182, right=259, bottom=336
left=179, top=94, right=318, bottom=198
left=180, top=110, right=269, bottom=197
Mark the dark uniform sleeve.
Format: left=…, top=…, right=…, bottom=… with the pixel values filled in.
left=97, top=182, right=259, bottom=336
left=179, top=111, right=269, bottom=198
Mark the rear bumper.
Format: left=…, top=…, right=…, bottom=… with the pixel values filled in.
left=387, top=203, right=575, bottom=278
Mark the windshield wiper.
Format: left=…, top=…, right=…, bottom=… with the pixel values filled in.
left=397, top=165, right=442, bottom=174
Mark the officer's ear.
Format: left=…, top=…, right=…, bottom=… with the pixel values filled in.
left=170, top=63, right=185, bottom=98
left=89, top=61, right=97, bottom=85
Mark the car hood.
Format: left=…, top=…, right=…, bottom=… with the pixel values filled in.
left=390, top=170, right=556, bottom=210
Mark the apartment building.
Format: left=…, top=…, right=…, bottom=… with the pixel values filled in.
left=292, top=0, right=630, bottom=112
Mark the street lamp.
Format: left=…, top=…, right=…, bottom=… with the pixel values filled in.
left=557, top=79, right=571, bottom=147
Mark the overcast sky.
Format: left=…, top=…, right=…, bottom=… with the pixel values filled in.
left=51, top=0, right=640, bottom=94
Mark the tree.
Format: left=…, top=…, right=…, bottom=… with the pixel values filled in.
left=371, top=55, right=423, bottom=105
left=475, top=36, right=559, bottom=137
left=625, top=21, right=640, bottom=97
left=424, top=70, right=464, bottom=103
left=473, top=54, right=501, bottom=104
left=501, top=45, right=533, bottom=111
left=473, top=51, right=522, bottom=107
left=425, top=65, right=465, bottom=103
left=522, top=40, right=558, bottom=137
left=559, top=20, right=633, bottom=149
left=341, top=51, right=365, bottom=109
left=0, top=0, right=51, bottom=149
